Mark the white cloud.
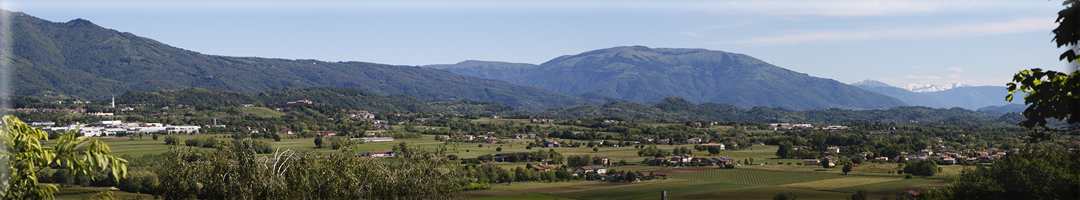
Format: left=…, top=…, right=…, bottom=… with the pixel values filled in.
left=946, top=67, right=964, bottom=73
left=731, top=17, right=1055, bottom=45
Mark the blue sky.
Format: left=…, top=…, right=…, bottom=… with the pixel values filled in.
left=3, top=0, right=1068, bottom=87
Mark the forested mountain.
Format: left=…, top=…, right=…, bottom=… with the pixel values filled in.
left=852, top=80, right=950, bottom=108
left=429, top=46, right=908, bottom=110
left=977, top=104, right=1027, bottom=114
left=422, top=60, right=539, bottom=82
left=15, top=86, right=1018, bottom=126
left=4, top=10, right=611, bottom=110
left=115, top=87, right=515, bottom=114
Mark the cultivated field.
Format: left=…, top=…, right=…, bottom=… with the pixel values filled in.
left=55, top=118, right=951, bottom=199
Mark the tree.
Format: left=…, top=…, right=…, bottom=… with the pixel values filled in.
left=772, top=192, right=797, bottom=200
left=592, top=147, right=598, bottom=152
left=849, top=190, right=867, bottom=200
left=1, top=116, right=129, bottom=199
left=314, top=135, right=324, bottom=148
left=1007, top=0, right=1080, bottom=142
left=496, top=147, right=503, bottom=152
left=842, top=163, right=853, bottom=175
left=776, top=141, right=793, bottom=159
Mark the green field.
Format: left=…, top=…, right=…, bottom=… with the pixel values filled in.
left=65, top=122, right=944, bottom=200
left=667, top=169, right=844, bottom=186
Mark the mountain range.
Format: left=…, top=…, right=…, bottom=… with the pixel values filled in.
left=9, top=10, right=1015, bottom=111
left=852, top=80, right=1022, bottom=110
left=3, top=10, right=615, bottom=110
left=423, top=46, right=907, bottom=110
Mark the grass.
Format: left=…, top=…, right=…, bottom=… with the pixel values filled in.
left=667, top=168, right=844, bottom=185
left=829, top=178, right=943, bottom=193
left=781, top=177, right=901, bottom=191
left=472, top=193, right=575, bottom=200
left=675, top=186, right=878, bottom=200
left=53, top=186, right=154, bottom=200
left=556, top=180, right=748, bottom=200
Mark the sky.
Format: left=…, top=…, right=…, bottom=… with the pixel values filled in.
left=2, top=0, right=1070, bottom=87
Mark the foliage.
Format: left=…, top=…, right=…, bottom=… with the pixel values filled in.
left=902, top=159, right=939, bottom=176
left=0, top=115, right=128, bottom=200
left=1007, top=0, right=1080, bottom=141
left=849, top=189, right=867, bottom=200
left=947, top=151, right=1079, bottom=200
left=155, top=140, right=464, bottom=199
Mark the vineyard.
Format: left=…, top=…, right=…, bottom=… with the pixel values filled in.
left=666, top=168, right=844, bottom=185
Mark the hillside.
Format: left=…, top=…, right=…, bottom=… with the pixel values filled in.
left=508, top=46, right=907, bottom=110
left=422, top=60, right=538, bottom=82
left=115, top=87, right=515, bottom=114
left=4, top=10, right=610, bottom=110
left=852, top=80, right=950, bottom=108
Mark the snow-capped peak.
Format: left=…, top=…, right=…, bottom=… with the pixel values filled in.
left=851, top=79, right=892, bottom=88
left=903, top=82, right=967, bottom=92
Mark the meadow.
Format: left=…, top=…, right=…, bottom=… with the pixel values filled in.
left=56, top=119, right=953, bottom=200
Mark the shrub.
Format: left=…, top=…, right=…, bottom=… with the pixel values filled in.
left=202, top=137, right=217, bottom=148
left=185, top=138, right=200, bottom=147
left=164, top=136, right=180, bottom=145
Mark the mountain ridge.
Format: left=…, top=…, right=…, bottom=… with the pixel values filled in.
left=4, top=10, right=613, bottom=110
left=427, top=46, right=908, bottom=110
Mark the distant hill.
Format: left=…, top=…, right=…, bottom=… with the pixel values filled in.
left=436, top=46, right=907, bottom=110
left=852, top=80, right=950, bottom=108
left=977, top=104, right=1027, bottom=114
left=926, top=86, right=1013, bottom=110
left=422, top=60, right=539, bottom=82
left=4, top=10, right=612, bottom=110
left=115, top=87, right=514, bottom=114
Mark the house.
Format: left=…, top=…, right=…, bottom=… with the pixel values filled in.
left=901, top=190, right=919, bottom=200
left=701, top=143, right=726, bottom=150
left=365, top=150, right=394, bottom=157
left=365, top=130, right=390, bottom=136
left=708, top=157, right=735, bottom=166
left=527, top=134, right=536, bottom=139
left=942, top=157, right=956, bottom=165
left=464, top=135, right=476, bottom=141
left=578, top=165, right=607, bottom=174
left=793, top=145, right=813, bottom=151
left=659, top=139, right=671, bottom=144
left=596, top=156, right=610, bottom=165
left=238, top=104, right=255, bottom=108
left=317, top=131, right=340, bottom=137
left=544, top=140, right=561, bottom=147
left=532, top=164, right=557, bottom=172
left=856, top=152, right=872, bottom=160
left=279, top=129, right=293, bottom=135
left=439, top=135, right=451, bottom=141
left=642, top=137, right=655, bottom=142
left=358, top=137, right=394, bottom=142
left=827, top=146, right=840, bottom=154
left=491, top=115, right=500, bottom=119
left=803, top=159, right=821, bottom=166
left=486, top=137, right=500, bottom=144
left=686, top=137, right=702, bottom=144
